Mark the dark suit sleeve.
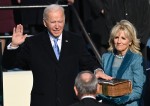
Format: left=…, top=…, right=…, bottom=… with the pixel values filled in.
left=2, top=47, right=20, bottom=69
left=2, top=39, right=31, bottom=70
left=78, top=35, right=102, bottom=71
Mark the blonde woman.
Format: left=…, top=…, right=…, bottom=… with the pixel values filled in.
left=98, top=20, right=146, bottom=106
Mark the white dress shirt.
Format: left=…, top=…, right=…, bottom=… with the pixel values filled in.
left=49, top=32, right=62, bottom=52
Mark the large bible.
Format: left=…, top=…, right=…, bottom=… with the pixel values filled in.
left=98, top=78, right=132, bottom=97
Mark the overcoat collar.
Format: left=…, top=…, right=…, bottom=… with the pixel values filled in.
left=105, top=50, right=134, bottom=78
left=40, top=30, right=70, bottom=62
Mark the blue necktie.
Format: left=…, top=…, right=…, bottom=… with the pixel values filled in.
left=53, top=38, right=60, bottom=60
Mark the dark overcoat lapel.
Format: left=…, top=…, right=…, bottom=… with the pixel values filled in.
left=116, top=50, right=134, bottom=78
left=40, top=31, right=58, bottom=62
left=40, top=31, right=73, bottom=62
left=59, top=31, right=70, bottom=61
left=104, top=50, right=134, bottom=78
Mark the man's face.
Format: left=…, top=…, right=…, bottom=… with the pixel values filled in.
left=43, top=10, right=65, bottom=37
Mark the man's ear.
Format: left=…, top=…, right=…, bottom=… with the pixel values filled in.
left=74, top=86, right=78, bottom=96
left=43, top=19, right=47, bottom=27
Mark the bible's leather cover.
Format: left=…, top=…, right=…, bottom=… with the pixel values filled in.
left=98, top=78, right=132, bottom=97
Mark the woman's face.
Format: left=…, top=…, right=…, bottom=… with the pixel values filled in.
left=114, top=30, right=131, bottom=55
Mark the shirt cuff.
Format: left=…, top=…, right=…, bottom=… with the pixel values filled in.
left=7, top=43, right=19, bottom=50
left=94, top=68, right=104, bottom=74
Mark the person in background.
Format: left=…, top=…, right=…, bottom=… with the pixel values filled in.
left=2, top=4, right=112, bottom=106
left=16, top=0, right=75, bottom=35
left=105, top=0, right=150, bottom=67
left=69, top=70, right=112, bottom=106
left=0, top=1, right=16, bottom=104
left=85, top=0, right=110, bottom=55
left=0, top=0, right=16, bottom=54
left=97, top=20, right=146, bottom=106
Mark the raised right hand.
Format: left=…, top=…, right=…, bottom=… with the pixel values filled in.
left=11, top=24, right=27, bottom=47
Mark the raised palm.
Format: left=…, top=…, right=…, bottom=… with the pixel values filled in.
left=12, top=24, right=27, bottom=47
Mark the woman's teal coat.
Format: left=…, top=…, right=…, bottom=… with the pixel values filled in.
left=99, top=50, right=146, bottom=106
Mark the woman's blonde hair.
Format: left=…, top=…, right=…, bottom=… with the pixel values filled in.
left=108, top=20, right=141, bottom=55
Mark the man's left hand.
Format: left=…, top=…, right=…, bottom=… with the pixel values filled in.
left=95, top=70, right=112, bottom=80
left=67, top=0, right=74, bottom=5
